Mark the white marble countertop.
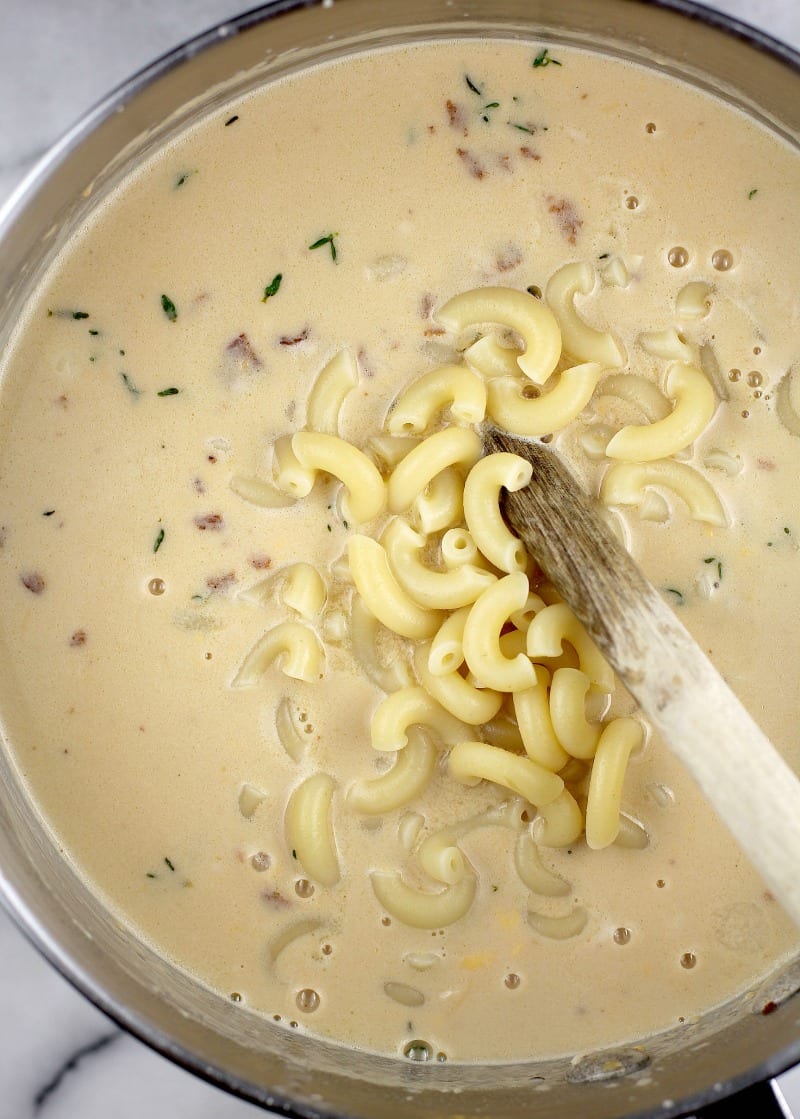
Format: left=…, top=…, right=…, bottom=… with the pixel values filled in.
left=1, top=1, right=800, bottom=1116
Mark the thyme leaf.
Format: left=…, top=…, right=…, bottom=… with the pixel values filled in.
left=748, top=188, right=758, bottom=200
left=161, top=294, right=178, bottom=322
left=703, top=556, right=723, bottom=581
left=224, top=114, right=239, bottom=126
left=164, top=856, right=176, bottom=872
left=153, top=527, right=165, bottom=553
left=533, top=47, right=562, bottom=68
left=157, top=387, right=179, bottom=396
left=309, top=233, right=338, bottom=262
left=120, top=371, right=142, bottom=397
left=663, top=587, right=685, bottom=605
left=510, top=121, right=536, bottom=134
left=465, top=74, right=482, bottom=95
left=262, top=273, right=283, bottom=302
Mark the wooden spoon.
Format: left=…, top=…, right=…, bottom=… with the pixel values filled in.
left=483, top=426, right=800, bottom=928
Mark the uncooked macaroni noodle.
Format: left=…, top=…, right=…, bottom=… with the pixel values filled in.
left=241, top=276, right=727, bottom=935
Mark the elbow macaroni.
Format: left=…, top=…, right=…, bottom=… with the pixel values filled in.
left=486, top=363, right=603, bottom=438
left=604, top=362, right=716, bottom=462
left=229, top=268, right=729, bottom=934
left=436, top=286, right=562, bottom=385
left=545, top=261, right=626, bottom=367
left=306, top=349, right=359, bottom=436
left=388, top=364, right=487, bottom=433
left=463, top=453, right=531, bottom=573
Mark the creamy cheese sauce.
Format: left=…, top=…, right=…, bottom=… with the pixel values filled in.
left=1, top=39, right=800, bottom=1063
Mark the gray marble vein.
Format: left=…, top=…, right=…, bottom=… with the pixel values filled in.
left=0, top=1, right=799, bottom=1117
left=34, top=1032, right=121, bottom=1113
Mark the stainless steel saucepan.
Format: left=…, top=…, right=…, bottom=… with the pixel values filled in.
left=0, top=2, right=799, bottom=1116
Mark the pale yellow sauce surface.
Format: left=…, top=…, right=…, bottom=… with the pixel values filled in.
left=1, top=40, right=800, bottom=1062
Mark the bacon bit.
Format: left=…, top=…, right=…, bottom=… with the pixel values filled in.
left=279, top=328, right=309, bottom=347
left=250, top=554, right=272, bottom=570
left=496, top=246, right=523, bottom=273
left=419, top=292, right=436, bottom=321
left=357, top=347, right=375, bottom=378
left=457, top=148, right=486, bottom=180
left=192, top=477, right=206, bottom=494
left=762, top=1000, right=778, bottom=1016
left=194, top=513, right=224, bottom=531
left=520, top=146, right=541, bottom=161
left=21, top=572, right=45, bottom=595
left=547, top=195, right=583, bottom=245
left=69, top=630, right=87, bottom=647
left=446, top=100, right=468, bottom=134
left=262, top=888, right=291, bottom=909
left=226, top=332, right=263, bottom=368
left=757, top=457, right=777, bottom=471
left=207, top=455, right=218, bottom=465
left=206, top=571, right=237, bottom=592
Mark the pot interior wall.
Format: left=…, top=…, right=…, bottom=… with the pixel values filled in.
left=1, top=2, right=799, bottom=1117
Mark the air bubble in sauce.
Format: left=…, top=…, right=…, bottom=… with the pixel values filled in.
left=403, top=1039, right=433, bottom=1062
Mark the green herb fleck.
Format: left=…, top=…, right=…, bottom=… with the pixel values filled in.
left=164, top=856, right=175, bottom=872
left=491, top=884, right=499, bottom=892
left=510, top=122, right=536, bottom=134
left=342, top=519, right=349, bottom=530
left=146, top=872, right=157, bottom=879
left=157, top=387, right=180, bottom=397
left=663, top=587, right=685, bottom=605
left=598, top=252, right=610, bottom=260
left=309, top=233, right=338, bottom=262
left=225, top=114, right=239, bottom=126
left=262, top=273, right=283, bottom=302
left=161, top=294, right=178, bottom=322
left=120, top=371, right=142, bottom=396
left=43, top=510, right=55, bottom=517
left=484, top=102, right=500, bottom=110
left=327, top=524, right=332, bottom=532
left=291, top=849, right=297, bottom=859
left=153, top=527, right=165, bottom=554
left=784, top=526, right=792, bottom=535
left=72, top=311, right=90, bottom=320
left=465, top=75, right=482, bottom=95
left=703, top=556, right=723, bottom=581
left=748, top=188, right=758, bottom=200
left=89, top=356, right=96, bottom=363
left=533, top=47, right=562, bottom=68
left=174, top=170, right=196, bottom=188
left=89, top=329, right=99, bottom=336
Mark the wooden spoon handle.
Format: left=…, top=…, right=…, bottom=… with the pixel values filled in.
left=484, top=426, right=800, bottom=927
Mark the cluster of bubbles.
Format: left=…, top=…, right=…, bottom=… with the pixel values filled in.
left=666, top=246, right=733, bottom=270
